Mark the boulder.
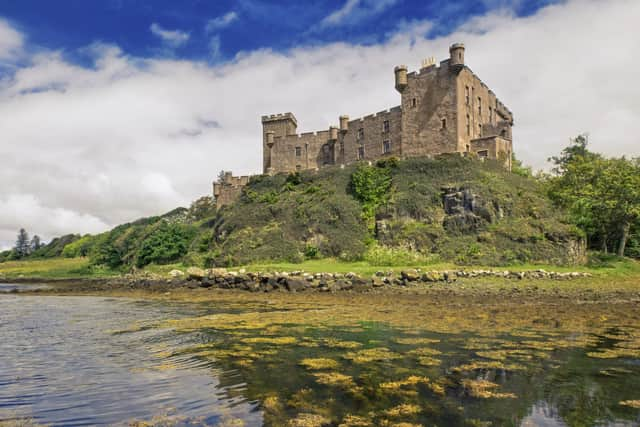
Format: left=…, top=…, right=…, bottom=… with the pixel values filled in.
left=168, top=269, right=185, bottom=278
left=186, top=267, right=207, bottom=280
left=401, top=269, right=420, bottom=281
left=285, top=278, right=308, bottom=292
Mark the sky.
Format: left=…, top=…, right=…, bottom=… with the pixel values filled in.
left=0, top=0, right=639, bottom=250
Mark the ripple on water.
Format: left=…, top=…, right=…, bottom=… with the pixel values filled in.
left=0, top=295, right=262, bottom=426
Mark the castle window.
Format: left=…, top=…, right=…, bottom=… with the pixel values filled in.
left=383, top=140, right=391, bottom=154
left=478, top=124, right=482, bottom=137
left=411, top=98, right=417, bottom=108
left=441, top=118, right=447, bottom=130
left=383, top=120, right=390, bottom=133
left=478, top=150, right=489, bottom=158
left=465, top=86, right=470, bottom=105
left=466, top=114, right=470, bottom=136
left=357, top=146, right=365, bottom=160
left=478, top=97, right=482, bottom=116
left=357, top=128, right=364, bottom=140
left=295, top=146, right=302, bottom=157
left=489, top=106, right=493, bottom=124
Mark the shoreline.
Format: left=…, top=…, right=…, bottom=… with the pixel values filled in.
left=3, top=268, right=640, bottom=307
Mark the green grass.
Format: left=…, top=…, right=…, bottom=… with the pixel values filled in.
left=239, top=255, right=640, bottom=278
left=2, top=254, right=638, bottom=283
left=0, top=257, right=117, bottom=280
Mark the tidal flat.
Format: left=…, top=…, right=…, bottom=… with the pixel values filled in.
left=2, top=278, right=640, bottom=426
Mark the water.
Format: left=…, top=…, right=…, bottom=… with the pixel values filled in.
left=1, top=288, right=639, bottom=426
left=0, top=294, right=261, bottom=426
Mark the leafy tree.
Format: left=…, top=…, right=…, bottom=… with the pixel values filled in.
left=30, top=235, right=42, bottom=252
left=547, top=135, right=640, bottom=256
left=135, top=222, right=196, bottom=267
left=350, top=163, right=393, bottom=232
left=14, top=228, right=30, bottom=258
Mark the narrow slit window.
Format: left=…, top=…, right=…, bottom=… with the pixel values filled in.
left=357, top=146, right=365, bottom=160
left=357, top=128, right=364, bottom=140
left=411, top=98, right=417, bottom=108
left=465, top=86, right=470, bottom=105
left=441, top=118, right=447, bottom=129
left=478, top=97, right=482, bottom=116
left=466, top=114, right=470, bottom=136
left=383, top=120, right=390, bottom=133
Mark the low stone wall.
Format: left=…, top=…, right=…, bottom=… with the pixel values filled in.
left=163, top=267, right=593, bottom=293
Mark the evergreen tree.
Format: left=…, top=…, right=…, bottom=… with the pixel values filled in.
left=30, top=235, right=42, bottom=252
left=15, top=228, right=30, bottom=258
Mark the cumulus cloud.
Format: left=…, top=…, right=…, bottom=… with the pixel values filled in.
left=150, top=23, right=189, bottom=47
left=0, top=18, right=23, bottom=60
left=206, top=11, right=238, bottom=33
left=0, top=194, right=109, bottom=249
left=319, top=0, right=398, bottom=28
left=0, top=0, right=639, bottom=249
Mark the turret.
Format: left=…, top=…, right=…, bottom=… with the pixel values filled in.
left=329, top=126, right=338, bottom=141
left=339, top=115, right=349, bottom=132
left=266, top=131, right=275, bottom=147
left=394, top=65, right=408, bottom=93
left=449, top=43, right=465, bottom=70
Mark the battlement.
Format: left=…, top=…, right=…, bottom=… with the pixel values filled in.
left=261, top=112, right=298, bottom=126
left=253, top=42, right=513, bottom=176
left=213, top=172, right=250, bottom=207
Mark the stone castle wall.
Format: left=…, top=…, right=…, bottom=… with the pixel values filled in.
left=340, top=107, right=402, bottom=164
left=213, top=172, right=250, bottom=207
left=214, top=43, right=515, bottom=206
left=399, top=61, right=459, bottom=158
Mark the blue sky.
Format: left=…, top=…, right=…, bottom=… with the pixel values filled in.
left=1, top=0, right=555, bottom=64
left=1, top=0, right=638, bottom=248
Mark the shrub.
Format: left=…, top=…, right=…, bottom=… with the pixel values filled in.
left=135, top=222, right=196, bottom=267
left=363, top=244, right=438, bottom=266
left=350, top=164, right=392, bottom=231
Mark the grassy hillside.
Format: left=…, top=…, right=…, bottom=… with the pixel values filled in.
left=202, top=156, right=583, bottom=267
left=0, top=156, right=586, bottom=270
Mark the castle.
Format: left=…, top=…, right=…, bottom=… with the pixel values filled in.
left=214, top=43, right=513, bottom=206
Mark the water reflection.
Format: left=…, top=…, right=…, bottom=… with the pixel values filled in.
left=1, top=290, right=640, bottom=426
left=0, top=295, right=261, bottom=426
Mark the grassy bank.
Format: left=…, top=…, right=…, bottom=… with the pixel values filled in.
left=2, top=255, right=639, bottom=284
left=0, top=257, right=118, bottom=280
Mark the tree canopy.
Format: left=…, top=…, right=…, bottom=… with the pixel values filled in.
left=547, top=135, right=640, bottom=256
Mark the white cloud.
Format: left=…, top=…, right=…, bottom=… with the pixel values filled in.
left=150, top=23, right=190, bottom=47
left=319, top=0, right=398, bottom=28
left=0, top=194, right=109, bottom=248
left=0, top=18, right=23, bottom=60
left=0, top=0, right=639, bottom=249
left=209, top=36, right=222, bottom=60
left=206, top=11, right=238, bottom=33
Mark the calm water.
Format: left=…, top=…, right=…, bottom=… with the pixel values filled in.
left=0, top=293, right=261, bottom=426
left=1, top=288, right=639, bottom=426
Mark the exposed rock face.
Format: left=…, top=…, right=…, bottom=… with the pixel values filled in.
left=441, top=186, right=497, bottom=233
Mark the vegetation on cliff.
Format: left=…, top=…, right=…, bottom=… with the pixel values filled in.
left=3, top=138, right=638, bottom=272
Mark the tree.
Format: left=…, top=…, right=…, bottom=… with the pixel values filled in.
left=14, top=228, right=30, bottom=258
left=30, top=235, right=42, bottom=253
left=547, top=135, right=640, bottom=257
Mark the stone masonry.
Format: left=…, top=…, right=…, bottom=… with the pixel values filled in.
left=214, top=43, right=514, bottom=206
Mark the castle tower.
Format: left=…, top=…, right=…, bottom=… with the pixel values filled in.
left=394, top=65, right=408, bottom=93
left=261, top=113, right=298, bottom=174
left=449, top=43, right=465, bottom=70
